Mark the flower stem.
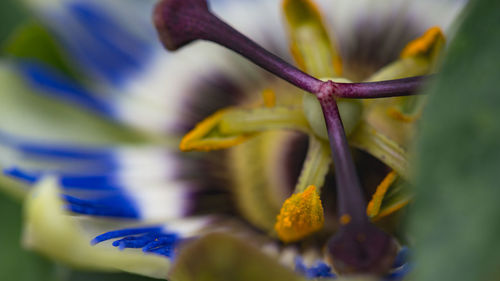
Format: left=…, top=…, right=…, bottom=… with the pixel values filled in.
left=154, top=0, right=323, bottom=93
left=318, top=82, right=366, bottom=223
left=153, top=0, right=427, bottom=98
left=318, top=82, right=397, bottom=275
left=332, top=76, right=428, bottom=99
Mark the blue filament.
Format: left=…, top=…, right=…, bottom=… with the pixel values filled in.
left=60, top=174, right=120, bottom=191
left=18, top=62, right=114, bottom=117
left=92, top=226, right=179, bottom=258
left=1, top=134, right=140, bottom=219
left=295, top=257, right=336, bottom=279
left=294, top=246, right=411, bottom=280
left=3, top=167, right=42, bottom=184
left=17, top=143, right=114, bottom=162
left=385, top=263, right=413, bottom=281
left=392, top=246, right=410, bottom=268
left=62, top=194, right=140, bottom=218
left=66, top=2, right=152, bottom=86
left=385, top=246, right=412, bottom=281
left=92, top=227, right=162, bottom=244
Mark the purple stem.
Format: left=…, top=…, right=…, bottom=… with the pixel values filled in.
left=318, top=82, right=366, bottom=223
left=154, top=0, right=323, bottom=93
left=154, top=0, right=427, bottom=98
left=203, top=16, right=324, bottom=94
left=318, top=82, right=397, bottom=275
left=333, top=76, right=428, bottom=99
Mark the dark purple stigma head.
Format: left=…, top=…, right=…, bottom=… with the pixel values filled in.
left=327, top=220, right=398, bottom=275
left=153, top=0, right=210, bottom=51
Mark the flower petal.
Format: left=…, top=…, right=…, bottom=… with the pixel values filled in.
left=316, top=0, right=464, bottom=81
left=22, top=0, right=156, bottom=86
left=0, top=62, right=144, bottom=145
left=21, top=0, right=287, bottom=134
left=1, top=141, right=202, bottom=221
left=22, top=177, right=171, bottom=278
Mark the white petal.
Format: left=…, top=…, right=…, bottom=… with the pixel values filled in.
left=23, top=177, right=171, bottom=278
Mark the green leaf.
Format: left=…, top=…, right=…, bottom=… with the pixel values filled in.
left=0, top=193, right=59, bottom=281
left=410, top=0, right=500, bottom=280
left=0, top=0, right=27, bottom=45
left=3, top=21, right=78, bottom=78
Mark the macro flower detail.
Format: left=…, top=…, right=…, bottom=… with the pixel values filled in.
left=0, top=0, right=467, bottom=280
left=92, top=227, right=180, bottom=258
left=275, top=185, right=325, bottom=243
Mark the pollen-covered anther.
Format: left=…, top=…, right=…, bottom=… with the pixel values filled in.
left=367, top=171, right=397, bottom=218
left=400, top=26, right=445, bottom=58
left=180, top=109, right=250, bottom=152
left=275, top=185, right=324, bottom=243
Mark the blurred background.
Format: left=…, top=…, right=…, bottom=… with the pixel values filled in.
left=0, top=3, right=155, bottom=281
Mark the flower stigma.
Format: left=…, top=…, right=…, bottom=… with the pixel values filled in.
left=154, top=0, right=435, bottom=277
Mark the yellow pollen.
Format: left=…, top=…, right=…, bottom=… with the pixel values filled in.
left=340, top=214, right=352, bottom=225
left=400, top=26, right=445, bottom=58
left=367, top=171, right=397, bottom=218
left=262, top=89, right=276, bottom=108
left=275, top=185, right=324, bottom=243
